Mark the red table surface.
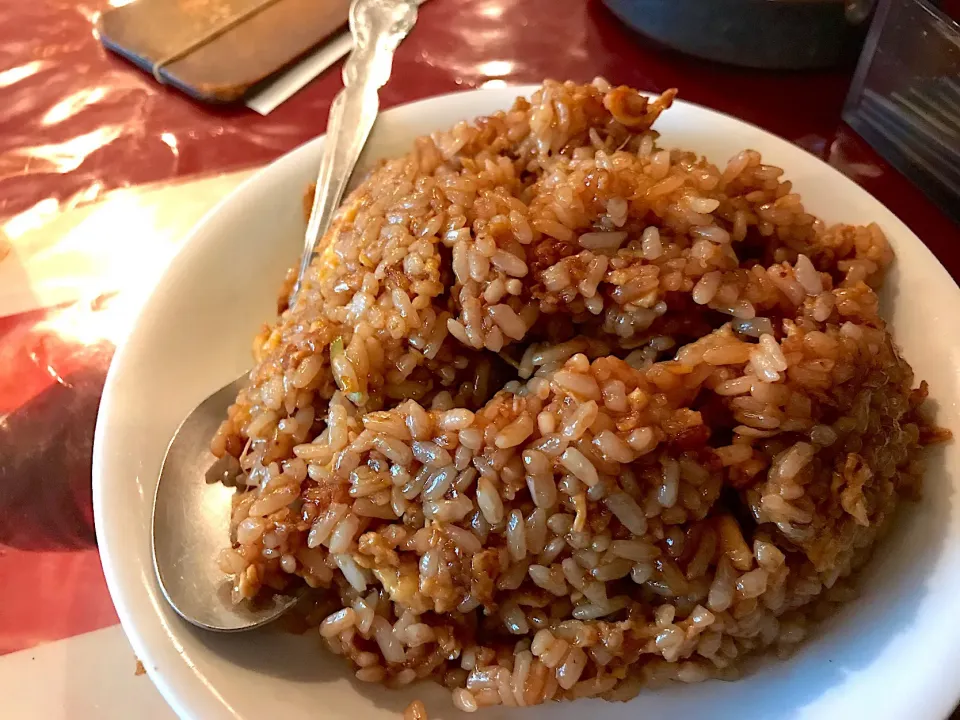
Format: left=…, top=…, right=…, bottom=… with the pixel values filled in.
left=1, top=0, right=959, bottom=662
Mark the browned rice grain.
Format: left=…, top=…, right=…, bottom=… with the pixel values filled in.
left=209, top=79, right=948, bottom=712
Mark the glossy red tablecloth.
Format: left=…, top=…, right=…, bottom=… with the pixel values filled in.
left=1, top=0, right=958, bottom=686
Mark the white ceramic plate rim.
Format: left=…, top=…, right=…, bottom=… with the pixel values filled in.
left=94, top=85, right=960, bottom=720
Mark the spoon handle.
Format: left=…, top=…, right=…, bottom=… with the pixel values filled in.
left=291, top=0, right=419, bottom=303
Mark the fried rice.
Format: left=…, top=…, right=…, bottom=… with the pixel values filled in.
left=207, top=79, right=947, bottom=712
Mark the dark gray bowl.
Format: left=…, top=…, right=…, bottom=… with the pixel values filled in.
left=601, top=0, right=873, bottom=69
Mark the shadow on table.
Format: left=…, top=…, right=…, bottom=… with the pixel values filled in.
left=0, top=361, right=111, bottom=551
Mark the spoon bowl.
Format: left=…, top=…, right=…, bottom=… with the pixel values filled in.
left=152, top=374, right=298, bottom=631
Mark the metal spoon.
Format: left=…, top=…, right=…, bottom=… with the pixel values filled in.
left=152, top=0, right=419, bottom=633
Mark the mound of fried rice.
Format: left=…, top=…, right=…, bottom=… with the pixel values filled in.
left=208, top=79, right=946, bottom=712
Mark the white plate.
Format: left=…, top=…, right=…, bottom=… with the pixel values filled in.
left=93, top=86, right=960, bottom=720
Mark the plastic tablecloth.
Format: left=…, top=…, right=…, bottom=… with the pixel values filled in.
left=0, top=0, right=958, bottom=715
